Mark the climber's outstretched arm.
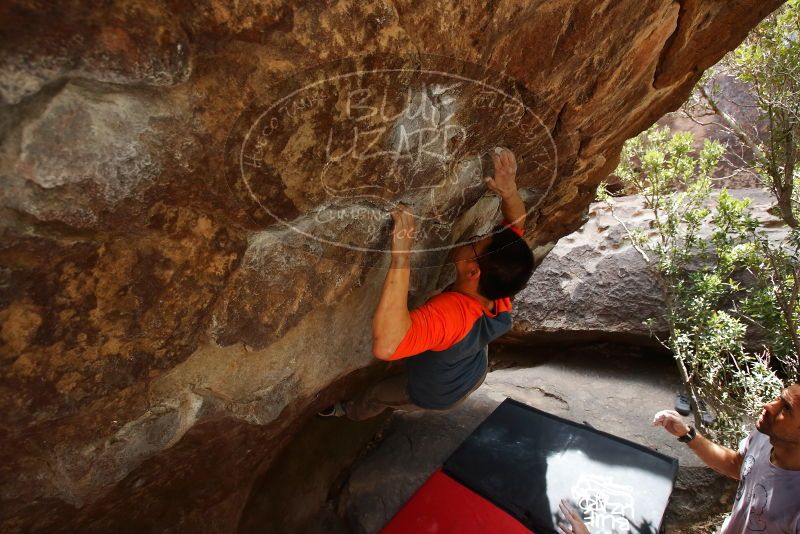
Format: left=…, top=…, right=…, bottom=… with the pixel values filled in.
left=371, top=205, right=414, bottom=359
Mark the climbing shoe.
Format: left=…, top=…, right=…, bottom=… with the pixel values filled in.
left=317, top=402, right=346, bottom=418
left=674, top=392, right=691, bottom=416
left=698, top=400, right=715, bottom=426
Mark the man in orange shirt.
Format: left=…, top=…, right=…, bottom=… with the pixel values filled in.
left=320, top=147, right=534, bottom=420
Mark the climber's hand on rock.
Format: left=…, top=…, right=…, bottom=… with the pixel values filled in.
left=486, top=147, right=518, bottom=199
left=653, top=409, right=691, bottom=437
left=390, top=203, right=415, bottom=259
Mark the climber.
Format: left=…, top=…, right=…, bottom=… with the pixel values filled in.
left=319, top=147, right=535, bottom=420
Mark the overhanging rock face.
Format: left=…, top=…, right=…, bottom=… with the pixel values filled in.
left=0, top=1, right=783, bottom=531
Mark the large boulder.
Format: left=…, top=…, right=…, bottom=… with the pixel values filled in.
left=508, top=189, right=788, bottom=347
left=0, top=1, right=782, bottom=531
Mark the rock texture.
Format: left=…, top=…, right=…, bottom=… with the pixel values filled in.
left=0, top=1, right=782, bottom=531
left=508, top=189, right=788, bottom=347
left=655, top=68, right=765, bottom=190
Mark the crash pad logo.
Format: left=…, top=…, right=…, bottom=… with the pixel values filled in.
left=225, top=54, right=559, bottom=259
left=572, top=474, right=635, bottom=533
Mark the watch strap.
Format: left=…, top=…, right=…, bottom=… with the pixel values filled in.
left=678, top=425, right=697, bottom=443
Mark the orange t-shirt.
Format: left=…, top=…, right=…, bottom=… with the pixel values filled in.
left=388, top=219, right=524, bottom=361
left=388, top=292, right=512, bottom=360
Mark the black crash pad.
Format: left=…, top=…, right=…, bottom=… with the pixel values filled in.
left=443, top=399, right=678, bottom=534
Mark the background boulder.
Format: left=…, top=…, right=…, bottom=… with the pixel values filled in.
left=508, top=190, right=788, bottom=347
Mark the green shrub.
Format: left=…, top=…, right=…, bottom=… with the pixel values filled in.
left=600, top=125, right=794, bottom=446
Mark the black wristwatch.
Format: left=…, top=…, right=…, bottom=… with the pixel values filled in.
left=678, top=426, right=697, bottom=443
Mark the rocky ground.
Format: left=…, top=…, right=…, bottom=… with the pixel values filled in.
left=240, top=343, right=737, bottom=533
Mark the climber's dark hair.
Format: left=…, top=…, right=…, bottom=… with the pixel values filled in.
left=476, top=227, right=535, bottom=300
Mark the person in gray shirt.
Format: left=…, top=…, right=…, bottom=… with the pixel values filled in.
left=654, top=384, right=800, bottom=533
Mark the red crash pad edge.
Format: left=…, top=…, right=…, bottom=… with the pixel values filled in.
left=381, top=469, right=533, bottom=534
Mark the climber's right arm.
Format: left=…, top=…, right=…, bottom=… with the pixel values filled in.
left=371, top=205, right=414, bottom=359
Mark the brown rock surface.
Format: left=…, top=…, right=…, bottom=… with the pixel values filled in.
left=0, top=1, right=784, bottom=531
